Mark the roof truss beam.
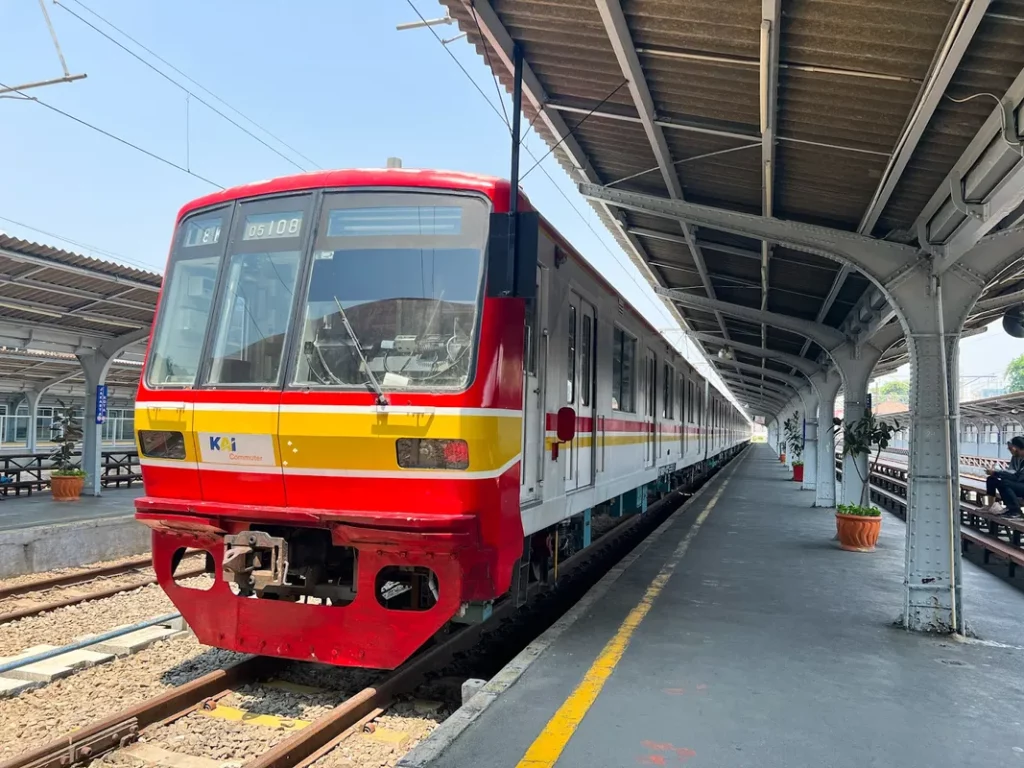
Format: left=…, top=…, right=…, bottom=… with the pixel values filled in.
left=579, top=183, right=919, bottom=282
left=687, top=330, right=822, bottom=377
left=860, top=0, right=992, bottom=237
left=0, top=246, right=158, bottom=293
left=711, top=357, right=807, bottom=390
left=0, top=273, right=155, bottom=312
left=593, top=0, right=735, bottom=351
left=919, top=62, right=1024, bottom=273
left=545, top=102, right=892, bottom=159
left=655, top=287, right=846, bottom=349
left=718, top=371, right=795, bottom=399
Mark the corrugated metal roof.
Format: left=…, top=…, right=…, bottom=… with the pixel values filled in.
left=0, top=235, right=157, bottom=392
left=0, top=234, right=160, bottom=340
left=443, top=0, right=1024, bottom=407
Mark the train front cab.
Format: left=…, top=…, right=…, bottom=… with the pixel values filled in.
left=134, top=172, right=539, bottom=669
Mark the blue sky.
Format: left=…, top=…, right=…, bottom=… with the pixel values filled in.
left=0, top=0, right=1017, bottom=401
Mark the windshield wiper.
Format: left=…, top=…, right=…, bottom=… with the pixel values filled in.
left=333, top=296, right=388, bottom=406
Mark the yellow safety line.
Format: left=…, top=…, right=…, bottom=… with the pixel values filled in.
left=514, top=457, right=740, bottom=768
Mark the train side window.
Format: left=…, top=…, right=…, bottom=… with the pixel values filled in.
left=566, top=305, right=577, bottom=403
left=580, top=314, right=592, bottom=407
left=663, top=363, right=674, bottom=419
left=679, top=374, right=685, bottom=421
left=645, top=353, right=656, bottom=418
left=611, top=326, right=636, bottom=412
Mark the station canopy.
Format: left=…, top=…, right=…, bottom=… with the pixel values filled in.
left=443, top=0, right=1024, bottom=402
left=0, top=234, right=160, bottom=400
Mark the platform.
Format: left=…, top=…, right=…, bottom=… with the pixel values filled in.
left=0, top=487, right=146, bottom=579
left=415, top=445, right=1024, bottom=768
left=0, top=486, right=140, bottom=533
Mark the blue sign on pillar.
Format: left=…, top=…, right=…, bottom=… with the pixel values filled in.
left=96, top=385, right=108, bottom=425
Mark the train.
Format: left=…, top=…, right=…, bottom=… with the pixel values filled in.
left=133, top=168, right=748, bottom=669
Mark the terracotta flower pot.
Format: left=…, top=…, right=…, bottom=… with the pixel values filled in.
left=51, top=474, right=84, bottom=501
left=779, top=453, right=786, bottom=464
left=835, top=513, right=881, bottom=552
left=792, top=464, right=804, bottom=482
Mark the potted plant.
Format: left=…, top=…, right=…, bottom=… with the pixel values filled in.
left=49, top=400, right=85, bottom=501
left=831, top=412, right=899, bottom=552
left=784, top=412, right=804, bottom=482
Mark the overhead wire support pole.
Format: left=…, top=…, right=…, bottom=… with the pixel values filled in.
left=507, top=42, right=523, bottom=296
left=39, top=0, right=71, bottom=76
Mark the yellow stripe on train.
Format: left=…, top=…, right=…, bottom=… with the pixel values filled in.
left=135, top=408, right=522, bottom=472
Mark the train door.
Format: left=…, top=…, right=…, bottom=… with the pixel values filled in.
left=520, top=266, right=544, bottom=503
left=644, top=349, right=656, bottom=468
left=564, top=293, right=595, bottom=491
left=661, top=362, right=673, bottom=461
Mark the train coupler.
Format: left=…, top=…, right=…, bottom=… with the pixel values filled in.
left=222, top=531, right=289, bottom=593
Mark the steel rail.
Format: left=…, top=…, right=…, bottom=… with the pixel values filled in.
left=0, top=564, right=206, bottom=625
left=0, top=655, right=281, bottom=768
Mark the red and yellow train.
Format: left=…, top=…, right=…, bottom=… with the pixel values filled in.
left=134, top=168, right=747, bottom=669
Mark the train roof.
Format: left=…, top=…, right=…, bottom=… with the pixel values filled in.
left=179, top=168, right=521, bottom=219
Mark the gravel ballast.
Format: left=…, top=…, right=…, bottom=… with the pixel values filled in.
left=0, top=634, right=245, bottom=762
left=0, top=577, right=212, bottom=657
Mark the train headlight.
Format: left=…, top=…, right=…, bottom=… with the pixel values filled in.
left=395, top=438, right=469, bottom=470
left=138, top=430, right=187, bottom=460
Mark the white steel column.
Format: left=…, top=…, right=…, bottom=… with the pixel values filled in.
left=834, top=351, right=875, bottom=506
left=24, top=390, right=41, bottom=454
left=802, top=386, right=819, bottom=492
left=77, top=352, right=114, bottom=497
left=811, top=370, right=842, bottom=508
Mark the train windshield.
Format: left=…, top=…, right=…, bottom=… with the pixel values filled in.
left=292, top=192, right=488, bottom=391
left=146, top=212, right=225, bottom=386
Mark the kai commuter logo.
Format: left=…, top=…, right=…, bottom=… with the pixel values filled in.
left=208, top=436, right=237, bottom=452
left=199, top=432, right=276, bottom=468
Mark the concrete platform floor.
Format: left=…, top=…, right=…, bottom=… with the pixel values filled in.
left=0, top=486, right=140, bottom=533
left=425, top=444, right=1024, bottom=768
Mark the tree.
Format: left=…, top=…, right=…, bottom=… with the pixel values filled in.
left=874, top=379, right=910, bottom=404
left=1007, top=354, right=1024, bottom=393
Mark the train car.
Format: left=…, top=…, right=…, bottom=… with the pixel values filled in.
left=133, top=168, right=747, bottom=669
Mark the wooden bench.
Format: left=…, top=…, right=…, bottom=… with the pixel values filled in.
left=961, top=527, right=1024, bottom=576
left=832, top=454, right=1024, bottom=577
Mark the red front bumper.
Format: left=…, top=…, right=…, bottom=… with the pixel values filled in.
left=137, top=498, right=493, bottom=669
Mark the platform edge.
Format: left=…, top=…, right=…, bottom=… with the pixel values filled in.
left=397, top=447, right=750, bottom=768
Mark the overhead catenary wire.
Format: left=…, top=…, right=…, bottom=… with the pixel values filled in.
left=54, top=1, right=310, bottom=172
left=61, top=0, right=322, bottom=170
left=0, top=79, right=224, bottom=189
left=0, top=214, right=157, bottom=271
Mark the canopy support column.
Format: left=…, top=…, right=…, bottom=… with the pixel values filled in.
left=77, top=352, right=113, bottom=497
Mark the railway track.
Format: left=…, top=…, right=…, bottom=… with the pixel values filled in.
left=0, top=556, right=205, bottom=625
left=0, top=455, right=735, bottom=768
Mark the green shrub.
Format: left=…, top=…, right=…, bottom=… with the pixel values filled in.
left=837, top=502, right=881, bottom=518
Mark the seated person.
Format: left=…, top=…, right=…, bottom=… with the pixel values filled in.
left=985, top=436, right=1024, bottom=519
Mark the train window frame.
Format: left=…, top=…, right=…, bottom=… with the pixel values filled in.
left=144, top=203, right=236, bottom=390
left=611, top=325, right=636, bottom=413
left=580, top=313, right=593, bottom=408
left=566, top=304, right=576, bottom=404
left=284, top=188, right=492, bottom=395
left=645, top=351, right=656, bottom=418
left=197, top=193, right=317, bottom=390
